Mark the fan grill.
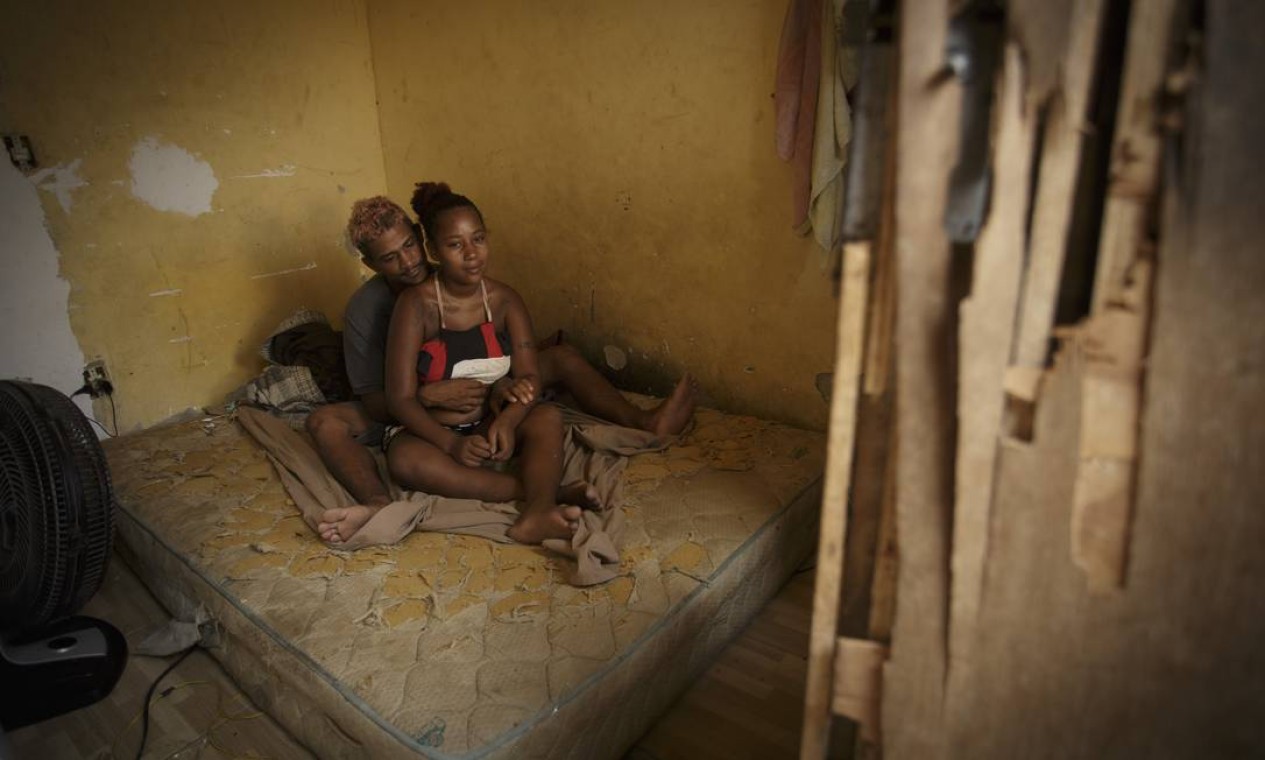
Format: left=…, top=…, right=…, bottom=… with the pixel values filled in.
left=0, top=381, right=115, bottom=632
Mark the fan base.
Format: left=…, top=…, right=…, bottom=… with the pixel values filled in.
left=0, top=616, right=128, bottom=730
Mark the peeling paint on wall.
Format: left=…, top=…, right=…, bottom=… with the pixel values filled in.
left=233, top=165, right=297, bottom=179
left=604, top=345, right=628, bottom=371
left=29, top=159, right=86, bottom=212
left=0, top=159, right=91, bottom=418
left=250, top=261, right=317, bottom=279
left=128, top=136, right=217, bottom=216
left=0, top=2, right=386, bottom=431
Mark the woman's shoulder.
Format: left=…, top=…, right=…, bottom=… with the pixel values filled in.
left=484, top=278, right=523, bottom=306
left=395, top=278, right=437, bottom=306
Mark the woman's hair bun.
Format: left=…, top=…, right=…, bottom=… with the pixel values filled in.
left=411, top=181, right=452, bottom=219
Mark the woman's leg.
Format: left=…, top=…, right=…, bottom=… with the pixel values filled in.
left=387, top=432, right=518, bottom=501
left=506, top=404, right=582, bottom=543
left=388, top=426, right=596, bottom=507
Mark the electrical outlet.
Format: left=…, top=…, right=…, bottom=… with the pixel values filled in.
left=83, top=360, right=112, bottom=398
left=3, top=135, right=37, bottom=172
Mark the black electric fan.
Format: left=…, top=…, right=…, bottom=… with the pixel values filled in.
left=0, top=379, right=127, bottom=730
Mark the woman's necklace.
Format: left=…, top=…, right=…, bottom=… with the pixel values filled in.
left=434, top=277, right=487, bottom=328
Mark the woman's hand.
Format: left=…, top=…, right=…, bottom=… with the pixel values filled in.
left=490, top=376, right=536, bottom=413
left=486, top=415, right=519, bottom=461
left=447, top=434, right=492, bottom=468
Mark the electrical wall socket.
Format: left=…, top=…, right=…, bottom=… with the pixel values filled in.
left=83, top=360, right=111, bottom=397
left=3, top=134, right=37, bottom=172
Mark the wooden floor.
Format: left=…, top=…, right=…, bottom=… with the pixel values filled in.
left=7, top=554, right=815, bottom=760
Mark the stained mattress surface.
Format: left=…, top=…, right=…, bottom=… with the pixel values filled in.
left=105, top=403, right=824, bottom=759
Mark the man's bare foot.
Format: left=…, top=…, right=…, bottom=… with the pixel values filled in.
left=318, top=503, right=386, bottom=547
left=507, top=503, right=582, bottom=544
left=557, top=481, right=603, bottom=511
left=644, top=374, right=698, bottom=438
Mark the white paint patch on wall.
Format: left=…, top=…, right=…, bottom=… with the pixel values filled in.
left=0, top=158, right=92, bottom=418
left=128, top=136, right=217, bottom=216
left=29, top=158, right=86, bottom=212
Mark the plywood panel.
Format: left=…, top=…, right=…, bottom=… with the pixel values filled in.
left=948, top=42, right=1038, bottom=687
left=881, top=0, right=959, bottom=756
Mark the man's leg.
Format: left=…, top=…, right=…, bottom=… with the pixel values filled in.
left=306, top=402, right=390, bottom=545
left=537, top=344, right=696, bottom=437
left=307, top=402, right=390, bottom=505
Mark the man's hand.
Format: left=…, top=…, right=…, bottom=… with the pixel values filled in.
left=447, top=434, right=492, bottom=468
left=419, top=378, right=488, bottom=413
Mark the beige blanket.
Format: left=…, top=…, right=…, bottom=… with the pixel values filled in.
left=235, top=404, right=666, bottom=586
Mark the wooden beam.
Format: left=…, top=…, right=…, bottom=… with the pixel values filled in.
left=1010, top=0, right=1108, bottom=371
left=838, top=389, right=894, bottom=640
left=1089, top=0, right=1173, bottom=312
left=800, top=241, right=872, bottom=760
left=829, top=637, right=887, bottom=743
left=1070, top=0, right=1177, bottom=591
left=862, top=79, right=899, bottom=399
left=948, top=40, right=1038, bottom=689
left=867, top=438, right=898, bottom=646
left=880, top=0, right=959, bottom=755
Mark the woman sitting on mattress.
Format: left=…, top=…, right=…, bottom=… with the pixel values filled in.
left=383, top=182, right=592, bottom=544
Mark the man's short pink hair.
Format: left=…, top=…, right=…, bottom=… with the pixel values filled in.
left=347, top=196, right=409, bottom=254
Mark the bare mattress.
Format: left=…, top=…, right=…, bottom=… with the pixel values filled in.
left=104, top=403, right=824, bottom=759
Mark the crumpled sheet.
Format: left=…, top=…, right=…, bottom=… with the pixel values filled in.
left=235, top=405, right=666, bottom=586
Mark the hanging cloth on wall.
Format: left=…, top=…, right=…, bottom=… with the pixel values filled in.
left=775, top=0, right=857, bottom=254
left=775, top=0, right=823, bottom=226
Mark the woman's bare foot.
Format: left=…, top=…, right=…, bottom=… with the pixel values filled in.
left=318, top=503, right=385, bottom=547
left=507, top=503, right=582, bottom=544
left=557, top=481, right=603, bottom=510
left=644, top=374, right=698, bottom=438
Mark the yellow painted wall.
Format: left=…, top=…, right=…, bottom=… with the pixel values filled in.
left=367, top=0, right=837, bottom=429
left=0, top=1, right=385, bottom=430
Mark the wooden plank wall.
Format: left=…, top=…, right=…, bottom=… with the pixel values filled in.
left=955, top=2, right=1265, bottom=756
left=876, top=0, right=1265, bottom=757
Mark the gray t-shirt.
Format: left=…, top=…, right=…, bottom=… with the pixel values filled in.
left=343, top=274, right=396, bottom=396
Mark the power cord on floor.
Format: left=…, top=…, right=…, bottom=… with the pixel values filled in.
left=112, top=678, right=214, bottom=758
left=149, top=687, right=268, bottom=760
left=134, top=647, right=195, bottom=760
left=112, top=651, right=270, bottom=760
